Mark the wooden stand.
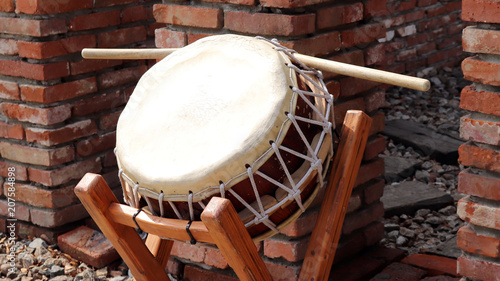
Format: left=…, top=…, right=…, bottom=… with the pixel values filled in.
left=74, top=110, right=371, bottom=281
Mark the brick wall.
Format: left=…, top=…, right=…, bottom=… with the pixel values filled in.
left=152, top=0, right=463, bottom=279
left=456, top=0, right=500, bottom=279
left=0, top=0, right=162, bottom=243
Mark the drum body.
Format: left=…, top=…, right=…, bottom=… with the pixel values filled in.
left=116, top=35, right=334, bottom=241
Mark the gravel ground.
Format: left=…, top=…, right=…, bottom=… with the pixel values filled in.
left=379, top=65, right=469, bottom=255
left=0, top=66, right=469, bottom=280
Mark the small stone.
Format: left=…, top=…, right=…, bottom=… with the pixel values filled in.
left=438, top=205, right=456, bottom=216
left=49, top=265, right=65, bottom=278
left=415, top=170, right=431, bottom=182
left=387, top=230, right=399, bottom=240
left=384, top=223, right=400, bottom=232
left=416, top=209, right=431, bottom=217
left=425, top=216, right=444, bottom=225
left=399, top=227, right=416, bottom=238
left=28, top=238, right=47, bottom=250
left=396, top=236, right=408, bottom=246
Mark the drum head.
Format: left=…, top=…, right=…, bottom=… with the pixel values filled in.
left=116, top=35, right=297, bottom=200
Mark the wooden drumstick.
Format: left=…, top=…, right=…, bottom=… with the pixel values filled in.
left=81, top=48, right=430, bottom=92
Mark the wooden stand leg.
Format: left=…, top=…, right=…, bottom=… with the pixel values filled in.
left=145, top=234, right=174, bottom=268
left=201, top=197, right=273, bottom=281
left=75, top=173, right=170, bottom=281
left=299, top=110, right=372, bottom=281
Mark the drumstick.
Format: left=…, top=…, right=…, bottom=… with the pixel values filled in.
left=81, top=48, right=430, bottom=91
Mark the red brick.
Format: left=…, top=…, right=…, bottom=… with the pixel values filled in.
left=317, top=3, right=363, bottom=30
left=26, top=120, right=98, bottom=146
left=0, top=199, right=30, bottom=222
left=187, top=32, right=215, bottom=44
left=427, top=4, right=447, bottom=18
left=203, top=0, right=255, bottom=5
left=340, top=76, right=380, bottom=98
left=364, top=90, right=386, bottom=113
left=68, top=10, right=120, bottom=31
left=363, top=178, right=385, bottom=205
left=98, top=26, right=147, bottom=48
left=98, top=66, right=147, bottom=89
left=0, top=103, right=71, bottom=125
left=334, top=98, right=366, bottom=127
left=58, top=226, right=119, bottom=268
left=427, top=49, right=449, bottom=65
left=397, top=48, right=417, bottom=61
left=30, top=203, right=88, bottom=228
left=0, top=161, right=28, bottom=181
left=348, top=191, right=363, bottom=214
left=0, top=38, right=18, bottom=55
left=388, top=0, right=417, bottom=13
left=264, top=260, right=301, bottom=281
left=457, top=256, right=500, bottom=281
left=364, top=0, right=389, bottom=17
left=280, top=209, right=318, bottom=237
left=225, top=11, right=315, bottom=36
left=371, top=262, right=426, bottom=281
left=333, top=231, right=366, bottom=263
left=283, top=32, right=341, bottom=57
left=417, top=0, right=437, bottom=7
left=0, top=142, right=74, bottom=166
left=28, top=157, right=102, bottom=187
left=462, top=0, right=500, bottom=24
left=171, top=241, right=206, bottom=263
left=341, top=23, right=386, bottom=48
left=70, top=59, right=123, bottom=76
left=16, top=0, right=92, bottom=14
left=459, top=143, right=500, bottom=174
left=16, top=221, right=70, bottom=244
left=405, top=10, right=426, bottom=23
left=457, top=224, right=500, bottom=258
left=402, top=254, right=459, bottom=276
left=457, top=196, right=500, bottom=231
left=264, top=236, right=309, bottom=262
left=0, top=17, right=66, bottom=37
left=0, top=59, right=69, bottom=81
left=260, top=0, right=329, bottom=8
left=458, top=168, right=500, bottom=201
left=0, top=121, right=24, bottom=140
left=21, top=78, right=97, bottom=104
left=342, top=201, right=384, bottom=235
left=11, top=184, right=78, bottom=209
left=99, top=110, right=122, bottom=130
left=121, top=5, right=150, bottom=23
left=323, top=50, right=365, bottom=80
left=103, top=150, right=117, bottom=167
left=76, top=131, right=116, bottom=157
left=18, top=35, right=96, bottom=59
left=166, top=258, right=184, bottom=279
left=355, top=157, right=384, bottom=187
left=155, top=28, right=186, bottom=48
left=370, top=112, right=385, bottom=136
left=183, top=264, right=238, bottom=281
left=460, top=85, right=500, bottom=116
left=154, top=4, right=222, bottom=29
left=204, top=247, right=229, bottom=269
left=0, top=0, right=14, bottom=12
left=363, top=221, right=385, bottom=246
left=438, top=34, right=461, bottom=50
left=460, top=115, right=500, bottom=146
left=463, top=26, right=500, bottom=55
left=365, top=44, right=385, bottom=66
left=73, top=90, right=126, bottom=116
left=462, top=55, right=500, bottom=86
left=94, top=0, right=140, bottom=8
